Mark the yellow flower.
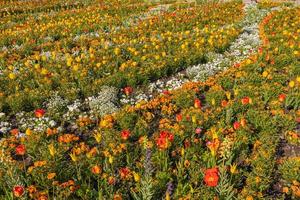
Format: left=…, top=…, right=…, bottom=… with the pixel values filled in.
left=181, top=148, right=185, bottom=156
left=108, top=156, right=114, bottom=164
left=296, top=76, right=300, bottom=83
left=70, top=152, right=78, bottom=162
left=34, top=63, right=40, bottom=69
left=211, top=98, right=216, bottom=106
left=289, top=80, right=295, bottom=88
left=133, top=172, right=140, bottom=182
left=72, top=65, right=79, bottom=71
left=8, top=73, right=16, bottom=80
left=25, top=128, right=32, bottom=136
left=67, top=57, right=73, bottom=67
left=225, top=91, right=231, bottom=100
left=41, top=68, right=48, bottom=75
left=28, top=166, right=34, bottom=173
left=230, top=163, right=238, bottom=174
left=166, top=192, right=171, bottom=200
left=48, top=143, right=56, bottom=157
left=262, top=71, right=268, bottom=77
left=192, top=115, right=197, bottom=123
left=93, top=132, right=102, bottom=143
left=234, top=88, right=239, bottom=96
left=42, top=55, right=47, bottom=61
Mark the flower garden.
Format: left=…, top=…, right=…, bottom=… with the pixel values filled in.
left=0, top=0, right=299, bottom=199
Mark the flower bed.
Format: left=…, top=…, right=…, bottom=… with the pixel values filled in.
left=0, top=0, right=244, bottom=113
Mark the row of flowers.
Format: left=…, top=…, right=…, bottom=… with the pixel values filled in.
left=0, top=1, right=299, bottom=199
left=120, top=2, right=269, bottom=105
left=0, top=0, right=244, bottom=113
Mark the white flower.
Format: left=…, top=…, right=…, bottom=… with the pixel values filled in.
left=0, top=113, right=5, bottom=119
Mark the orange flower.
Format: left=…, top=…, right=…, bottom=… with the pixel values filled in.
left=108, top=176, right=116, bottom=185
left=58, top=134, right=79, bottom=143
left=13, top=185, right=24, bottom=197
left=278, top=94, right=286, bottom=102
left=114, top=194, right=122, bottom=200
left=221, top=100, right=228, bottom=107
left=34, top=161, right=47, bottom=167
left=206, top=139, right=220, bottom=157
left=15, top=144, right=26, bottom=155
left=47, top=173, right=56, bottom=180
left=156, top=131, right=174, bottom=149
left=204, top=167, right=219, bottom=187
left=38, top=194, right=48, bottom=200
left=91, top=165, right=102, bottom=174
left=10, top=128, right=19, bottom=136
left=240, top=118, right=247, bottom=127
left=241, top=97, right=251, bottom=105
left=27, top=185, right=37, bottom=194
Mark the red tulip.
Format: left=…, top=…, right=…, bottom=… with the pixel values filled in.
left=278, top=94, right=286, bottom=102
left=35, top=109, right=45, bottom=118
left=194, top=98, right=201, bottom=109
left=13, top=185, right=24, bottom=197
left=121, top=130, right=130, bottom=140
left=15, top=144, right=26, bottom=156
left=233, top=121, right=241, bottom=130
left=204, top=167, right=219, bottom=187
left=123, top=86, right=133, bottom=96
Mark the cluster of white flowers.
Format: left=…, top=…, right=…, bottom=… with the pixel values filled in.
left=46, top=93, right=69, bottom=116
left=0, top=113, right=10, bottom=134
left=62, top=100, right=83, bottom=121
left=86, top=86, right=119, bottom=117
left=16, top=112, right=56, bottom=133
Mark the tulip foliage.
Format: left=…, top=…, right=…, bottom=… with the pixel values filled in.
left=0, top=0, right=300, bottom=200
